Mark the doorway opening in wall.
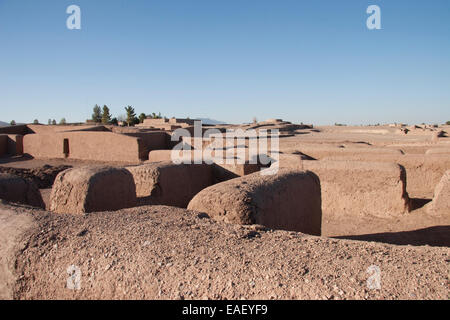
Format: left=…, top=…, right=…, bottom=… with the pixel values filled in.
left=63, top=139, right=69, bottom=158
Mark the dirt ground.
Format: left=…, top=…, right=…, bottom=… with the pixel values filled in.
left=1, top=203, right=448, bottom=300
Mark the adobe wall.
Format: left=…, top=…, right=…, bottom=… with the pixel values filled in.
left=187, top=169, right=322, bottom=235
left=0, top=125, right=29, bottom=135
left=7, top=135, right=23, bottom=155
left=23, top=132, right=144, bottom=163
left=0, top=135, right=7, bottom=157
left=126, top=162, right=214, bottom=208
left=0, top=134, right=24, bottom=156
left=425, top=148, right=450, bottom=155
left=292, top=145, right=403, bottom=160
left=122, top=131, right=170, bottom=158
left=112, top=127, right=162, bottom=134
left=26, top=124, right=106, bottom=134
left=302, top=160, right=410, bottom=218
left=322, top=154, right=450, bottom=198
left=272, top=153, right=304, bottom=170
left=428, top=170, right=450, bottom=216
left=142, top=118, right=168, bottom=125
left=212, top=162, right=262, bottom=183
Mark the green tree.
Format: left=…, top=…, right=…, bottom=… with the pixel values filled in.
left=52, top=119, right=57, bottom=125
left=446, top=121, right=450, bottom=125
left=92, top=104, right=102, bottom=123
left=10, top=120, right=16, bottom=126
left=33, top=119, right=39, bottom=124
left=150, top=112, right=163, bottom=119
left=139, top=113, right=146, bottom=123
left=110, top=117, right=118, bottom=126
left=59, top=118, right=67, bottom=125
left=102, top=105, right=112, bottom=124
left=48, top=119, right=52, bottom=125
left=125, top=106, right=136, bottom=126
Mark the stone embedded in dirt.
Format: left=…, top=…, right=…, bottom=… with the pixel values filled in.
left=303, top=160, right=410, bottom=218
left=126, top=162, right=214, bottom=208
left=187, top=169, right=322, bottom=235
left=49, top=166, right=137, bottom=214
left=428, top=170, right=450, bottom=216
left=0, top=173, right=45, bottom=208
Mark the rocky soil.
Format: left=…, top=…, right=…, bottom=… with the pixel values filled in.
left=1, top=203, right=448, bottom=300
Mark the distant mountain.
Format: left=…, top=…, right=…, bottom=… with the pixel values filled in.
left=195, top=118, right=226, bottom=125
left=0, top=121, right=9, bottom=127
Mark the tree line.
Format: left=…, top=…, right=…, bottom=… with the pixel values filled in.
left=91, top=105, right=163, bottom=126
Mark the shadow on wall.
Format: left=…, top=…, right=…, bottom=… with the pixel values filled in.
left=335, top=225, right=450, bottom=247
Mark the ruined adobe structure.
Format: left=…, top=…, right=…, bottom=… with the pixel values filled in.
left=0, top=119, right=449, bottom=223
left=0, top=121, right=191, bottom=162
left=136, top=117, right=195, bottom=131
left=0, top=119, right=449, bottom=300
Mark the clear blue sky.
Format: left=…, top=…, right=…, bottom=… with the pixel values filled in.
left=0, top=0, right=449, bottom=125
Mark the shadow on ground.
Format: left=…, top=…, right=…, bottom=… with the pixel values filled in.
left=410, top=198, right=432, bottom=211
left=334, top=225, right=450, bottom=247
left=0, top=155, right=33, bottom=165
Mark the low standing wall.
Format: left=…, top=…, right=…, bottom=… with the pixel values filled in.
left=428, top=170, right=450, bottom=216
left=293, top=146, right=403, bottom=160
left=0, top=135, right=7, bottom=157
left=126, top=162, right=214, bottom=208
left=302, top=160, right=410, bottom=218
left=122, top=132, right=170, bottom=158
left=322, top=154, right=450, bottom=198
left=0, top=134, right=24, bottom=156
left=7, top=135, right=23, bottom=155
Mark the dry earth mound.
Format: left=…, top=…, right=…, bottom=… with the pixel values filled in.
left=50, top=166, right=136, bottom=214
left=188, top=169, right=322, bottom=235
